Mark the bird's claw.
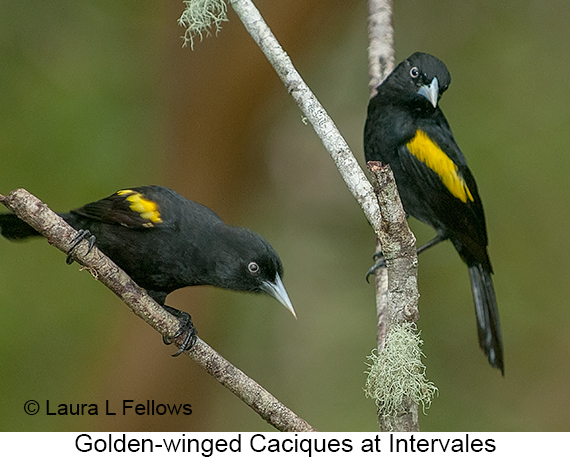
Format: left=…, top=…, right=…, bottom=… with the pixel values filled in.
left=162, top=306, right=197, bottom=356
left=66, top=229, right=96, bottom=265
left=366, top=252, right=387, bottom=283
left=371, top=251, right=384, bottom=262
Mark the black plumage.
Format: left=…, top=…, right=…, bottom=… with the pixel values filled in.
left=0, top=185, right=295, bottom=353
left=364, top=52, right=503, bottom=374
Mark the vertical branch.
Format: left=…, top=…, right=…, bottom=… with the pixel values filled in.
left=365, top=1, right=435, bottom=432
left=365, top=159, right=424, bottom=432
left=366, top=163, right=419, bottom=327
left=366, top=0, right=395, bottom=353
left=367, top=0, right=396, bottom=98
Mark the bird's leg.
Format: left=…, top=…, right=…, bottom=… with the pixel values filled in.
left=162, top=304, right=197, bottom=356
left=415, top=232, right=449, bottom=256
left=366, top=232, right=448, bottom=282
left=66, top=229, right=96, bottom=265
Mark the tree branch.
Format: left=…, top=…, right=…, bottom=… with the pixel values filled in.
left=228, top=0, right=382, bottom=235
left=366, top=163, right=419, bottom=327
left=366, top=0, right=396, bottom=355
left=365, top=0, right=436, bottom=432
left=0, top=188, right=316, bottom=432
left=367, top=0, right=395, bottom=98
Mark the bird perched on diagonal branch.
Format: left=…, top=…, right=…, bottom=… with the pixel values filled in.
left=364, top=52, right=504, bottom=374
left=0, top=185, right=295, bottom=354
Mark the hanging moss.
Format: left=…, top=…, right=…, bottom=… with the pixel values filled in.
left=365, top=322, right=438, bottom=419
left=178, top=0, right=229, bottom=48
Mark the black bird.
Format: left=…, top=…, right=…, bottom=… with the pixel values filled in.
left=364, top=52, right=503, bottom=374
left=0, top=185, right=295, bottom=353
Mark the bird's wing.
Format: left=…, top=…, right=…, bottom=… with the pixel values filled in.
left=400, top=125, right=489, bottom=250
left=71, top=189, right=164, bottom=229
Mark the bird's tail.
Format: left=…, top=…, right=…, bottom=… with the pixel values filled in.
left=468, top=263, right=504, bottom=375
left=0, top=213, right=41, bottom=240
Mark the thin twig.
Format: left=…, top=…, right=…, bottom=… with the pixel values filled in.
left=228, top=0, right=382, bottom=236
left=0, top=188, right=316, bottom=432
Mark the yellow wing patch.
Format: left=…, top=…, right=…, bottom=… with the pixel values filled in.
left=406, top=130, right=474, bottom=203
left=117, top=189, right=163, bottom=226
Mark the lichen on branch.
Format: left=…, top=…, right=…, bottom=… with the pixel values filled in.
left=364, top=323, right=438, bottom=422
left=178, top=0, right=229, bottom=48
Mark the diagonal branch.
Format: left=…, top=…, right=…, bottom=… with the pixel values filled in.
left=0, top=188, right=316, bottom=432
left=228, top=0, right=382, bottom=236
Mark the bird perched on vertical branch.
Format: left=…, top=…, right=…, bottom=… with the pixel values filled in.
left=364, top=52, right=504, bottom=374
left=0, top=185, right=296, bottom=354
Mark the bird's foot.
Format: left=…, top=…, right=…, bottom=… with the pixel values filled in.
left=366, top=251, right=386, bottom=283
left=162, top=305, right=197, bottom=356
left=66, top=229, right=96, bottom=265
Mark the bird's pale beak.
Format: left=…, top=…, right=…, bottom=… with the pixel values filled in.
left=261, top=273, right=297, bottom=319
left=417, top=77, right=439, bottom=108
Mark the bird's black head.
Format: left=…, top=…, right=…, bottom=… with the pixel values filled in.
left=214, top=227, right=296, bottom=318
left=381, top=52, right=451, bottom=110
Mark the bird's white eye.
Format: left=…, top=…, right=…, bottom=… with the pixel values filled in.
left=248, top=262, right=260, bottom=275
left=410, top=67, right=420, bottom=78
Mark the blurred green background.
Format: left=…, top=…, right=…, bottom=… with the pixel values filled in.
left=1, top=0, right=569, bottom=432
